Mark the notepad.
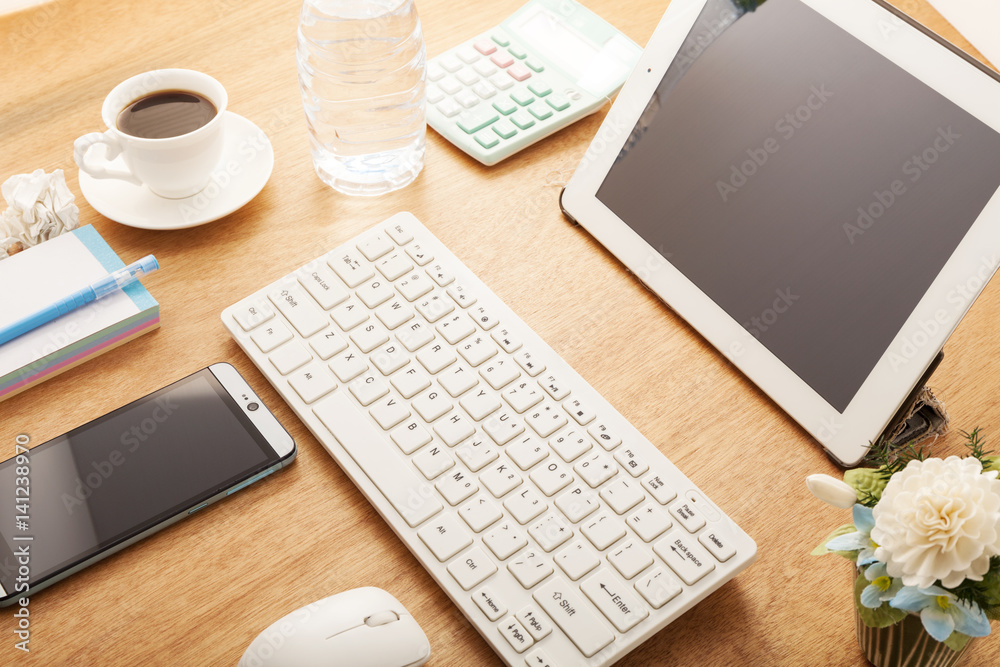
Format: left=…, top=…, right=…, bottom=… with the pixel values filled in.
left=0, top=226, right=159, bottom=401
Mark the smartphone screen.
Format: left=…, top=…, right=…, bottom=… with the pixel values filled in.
left=0, top=367, right=290, bottom=598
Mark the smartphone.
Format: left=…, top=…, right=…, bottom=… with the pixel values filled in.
left=0, top=363, right=294, bottom=606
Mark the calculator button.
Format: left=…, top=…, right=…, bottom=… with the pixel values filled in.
left=508, top=43, right=527, bottom=59
left=426, top=86, right=445, bottom=105
left=457, top=108, right=500, bottom=134
left=475, top=131, right=499, bottom=149
left=441, top=54, right=463, bottom=72
left=510, top=111, right=535, bottom=130
left=474, top=38, right=497, bottom=56
left=456, top=90, right=480, bottom=108
left=492, top=118, right=518, bottom=140
left=427, top=63, right=446, bottom=81
left=474, top=60, right=496, bottom=77
left=493, top=98, right=517, bottom=115
left=472, top=81, right=497, bottom=99
left=546, top=94, right=570, bottom=112
left=436, top=99, right=462, bottom=118
left=489, top=72, right=515, bottom=91
left=511, top=89, right=534, bottom=106
left=491, top=52, right=515, bottom=68
left=525, top=59, right=544, bottom=73
left=507, top=63, right=532, bottom=82
left=438, top=76, right=462, bottom=95
left=528, top=81, right=552, bottom=97
left=528, top=103, right=552, bottom=121
left=491, top=32, right=510, bottom=47
left=457, top=68, right=479, bottom=86
left=457, top=46, right=480, bottom=64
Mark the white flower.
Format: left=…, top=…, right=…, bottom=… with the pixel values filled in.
left=806, top=474, right=858, bottom=508
left=0, top=169, right=79, bottom=251
left=872, top=456, right=1000, bottom=588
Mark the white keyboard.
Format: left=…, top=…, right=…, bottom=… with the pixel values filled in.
left=222, top=212, right=756, bottom=666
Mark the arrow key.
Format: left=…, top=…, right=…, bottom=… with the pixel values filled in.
left=524, top=648, right=556, bottom=667
left=498, top=615, right=534, bottom=654
left=472, top=584, right=507, bottom=621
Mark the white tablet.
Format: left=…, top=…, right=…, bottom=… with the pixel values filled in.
left=562, top=0, right=1000, bottom=466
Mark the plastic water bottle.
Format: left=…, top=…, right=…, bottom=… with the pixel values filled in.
left=297, top=0, right=426, bottom=196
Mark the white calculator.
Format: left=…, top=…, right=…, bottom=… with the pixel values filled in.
left=426, top=0, right=643, bottom=166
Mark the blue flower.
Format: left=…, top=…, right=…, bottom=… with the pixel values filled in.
left=860, top=562, right=903, bottom=609
left=889, top=586, right=992, bottom=642
left=826, top=505, right=879, bottom=565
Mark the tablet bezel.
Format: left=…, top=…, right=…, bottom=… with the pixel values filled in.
left=562, top=0, right=1000, bottom=466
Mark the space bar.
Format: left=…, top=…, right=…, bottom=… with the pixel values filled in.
left=313, top=393, right=442, bottom=528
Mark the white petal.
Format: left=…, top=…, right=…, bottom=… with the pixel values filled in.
left=806, top=474, right=858, bottom=509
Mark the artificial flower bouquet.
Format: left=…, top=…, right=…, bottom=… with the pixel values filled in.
left=808, top=430, right=1000, bottom=653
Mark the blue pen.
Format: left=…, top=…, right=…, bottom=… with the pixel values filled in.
left=0, top=255, right=159, bottom=346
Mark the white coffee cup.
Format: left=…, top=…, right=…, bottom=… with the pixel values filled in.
left=74, top=69, right=228, bottom=199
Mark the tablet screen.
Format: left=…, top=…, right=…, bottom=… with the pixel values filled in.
left=597, top=0, right=1000, bottom=411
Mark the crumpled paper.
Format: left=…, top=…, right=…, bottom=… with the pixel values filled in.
left=0, top=168, right=79, bottom=260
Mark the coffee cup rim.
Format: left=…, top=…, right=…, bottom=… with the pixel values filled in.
left=102, top=68, right=228, bottom=143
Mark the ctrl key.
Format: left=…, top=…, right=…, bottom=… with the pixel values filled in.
left=447, top=546, right=497, bottom=591
left=533, top=579, right=614, bottom=658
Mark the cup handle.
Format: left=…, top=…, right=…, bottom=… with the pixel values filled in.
left=73, top=130, right=142, bottom=185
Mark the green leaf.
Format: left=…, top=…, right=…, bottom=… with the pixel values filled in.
left=985, top=605, right=1000, bottom=622
left=854, top=572, right=907, bottom=628
left=943, top=631, right=971, bottom=652
left=983, top=456, right=1000, bottom=474
left=811, top=524, right=859, bottom=558
left=843, top=468, right=887, bottom=504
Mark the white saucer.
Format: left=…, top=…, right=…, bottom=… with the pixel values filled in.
left=78, top=112, right=274, bottom=230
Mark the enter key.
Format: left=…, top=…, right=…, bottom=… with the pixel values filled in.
left=581, top=568, right=649, bottom=632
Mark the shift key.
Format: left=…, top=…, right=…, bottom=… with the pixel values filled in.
left=269, top=284, right=329, bottom=337
left=533, top=578, right=614, bottom=658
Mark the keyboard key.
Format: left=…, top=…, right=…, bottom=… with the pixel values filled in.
left=314, top=393, right=441, bottom=528
left=608, top=539, right=654, bottom=580
left=418, top=514, right=472, bottom=561
left=491, top=51, right=514, bottom=68
left=397, top=272, right=434, bottom=301
left=455, top=436, right=499, bottom=472
left=670, top=499, right=707, bottom=533
left=483, top=411, right=525, bottom=444
left=614, top=447, right=649, bottom=477
left=375, top=299, right=414, bottom=330
left=456, top=90, right=480, bottom=109
left=328, top=249, right=374, bottom=288
left=288, top=362, right=338, bottom=404
left=490, top=32, right=510, bottom=47
left=251, top=320, right=293, bottom=353
left=457, top=107, right=500, bottom=135
left=417, top=342, right=457, bottom=374
left=474, top=60, right=497, bottom=77
left=437, top=313, right=477, bottom=345
left=564, top=398, right=596, bottom=425
left=588, top=422, right=622, bottom=450
left=456, top=68, right=479, bottom=86
left=269, top=285, right=329, bottom=337
left=232, top=299, right=274, bottom=331
left=426, top=263, right=455, bottom=286
left=601, top=478, right=645, bottom=514
left=533, top=579, right=614, bottom=658
left=448, top=546, right=497, bottom=590
left=528, top=102, right=552, bottom=121
left=472, top=81, right=496, bottom=99
left=529, top=514, right=573, bottom=552
left=447, top=283, right=477, bottom=308
left=510, top=110, right=535, bottom=130
left=369, top=395, right=410, bottom=430
left=699, top=526, right=738, bottom=563
left=458, top=336, right=497, bottom=367
left=546, top=94, right=570, bottom=112
left=491, top=328, right=522, bottom=353
left=415, top=294, right=454, bottom=322
left=654, top=530, right=716, bottom=585
left=356, top=278, right=394, bottom=308
left=475, top=131, right=499, bottom=149
left=437, top=99, right=462, bottom=118
left=504, top=487, right=547, bottom=525
left=507, top=435, right=547, bottom=471
left=350, top=322, right=390, bottom=354
left=525, top=404, right=567, bottom=438
left=508, top=63, right=532, bottom=81
left=627, top=502, right=673, bottom=543
left=498, top=617, right=533, bottom=654
left=514, top=350, right=544, bottom=376
left=581, top=569, right=648, bottom=632
left=376, top=251, right=413, bottom=281
left=412, top=387, right=453, bottom=422
left=550, top=430, right=591, bottom=462
left=539, top=374, right=570, bottom=401
left=527, top=81, right=551, bottom=97
left=491, top=118, right=517, bottom=140
left=502, top=381, right=544, bottom=413
left=460, top=387, right=502, bottom=420
left=437, top=469, right=479, bottom=506
left=459, top=495, right=503, bottom=532
left=396, top=322, right=435, bottom=352
left=635, top=567, right=682, bottom=610
left=413, top=444, right=455, bottom=479
left=434, top=411, right=476, bottom=446
left=385, top=221, right=413, bottom=245
left=298, top=266, right=350, bottom=309
left=474, top=38, right=497, bottom=55
left=489, top=72, right=515, bottom=91
left=349, top=372, right=389, bottom=406
left=482, top=462, right=522, bottom=497
left=555, top=484, right=600, bottom=523
left=390, top=366, right=432, bottom=399
left=530, top=460, right=573, bottom=496
left=511, top=89, right=534, bottom=106
left=480, top=358, right=519, bottom=390
left=555, top=541, right=600, bottom=581
left=439, top=364, right=479, bottom=397
left=575, top=451, right=618, bottom=488
left=642, top=473, right=678, bottom=505
left=484, top=521, right=528, bottom=559
left=508, top=550, right=552, bottom=588
left=357, top=233, right=393, bottom=261
left=515, top=606, right=553, bottom=641
left=473, top=586, right=506, bottom=621
left=525, top=58, right=544, bottom=73
left=390, top=419, right=432, bottom=454
left=331, top=297, right=369, bottom=331
left=329, top=349, right=368, bottom=383
left=508, top=42, right=527, bottom=59
left=582, top=512, right=626, bottom=550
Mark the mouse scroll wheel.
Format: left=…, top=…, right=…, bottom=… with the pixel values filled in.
left=364, top=610, right=400, bottom=627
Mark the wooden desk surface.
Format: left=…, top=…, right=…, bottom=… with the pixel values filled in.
left=1, top=0, right=998, bottom=664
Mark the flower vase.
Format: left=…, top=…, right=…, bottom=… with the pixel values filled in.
left=854, top=604, right=976, bottom=667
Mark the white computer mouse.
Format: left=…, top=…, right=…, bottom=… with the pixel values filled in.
left=238, top=587, right=431, bottom=667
